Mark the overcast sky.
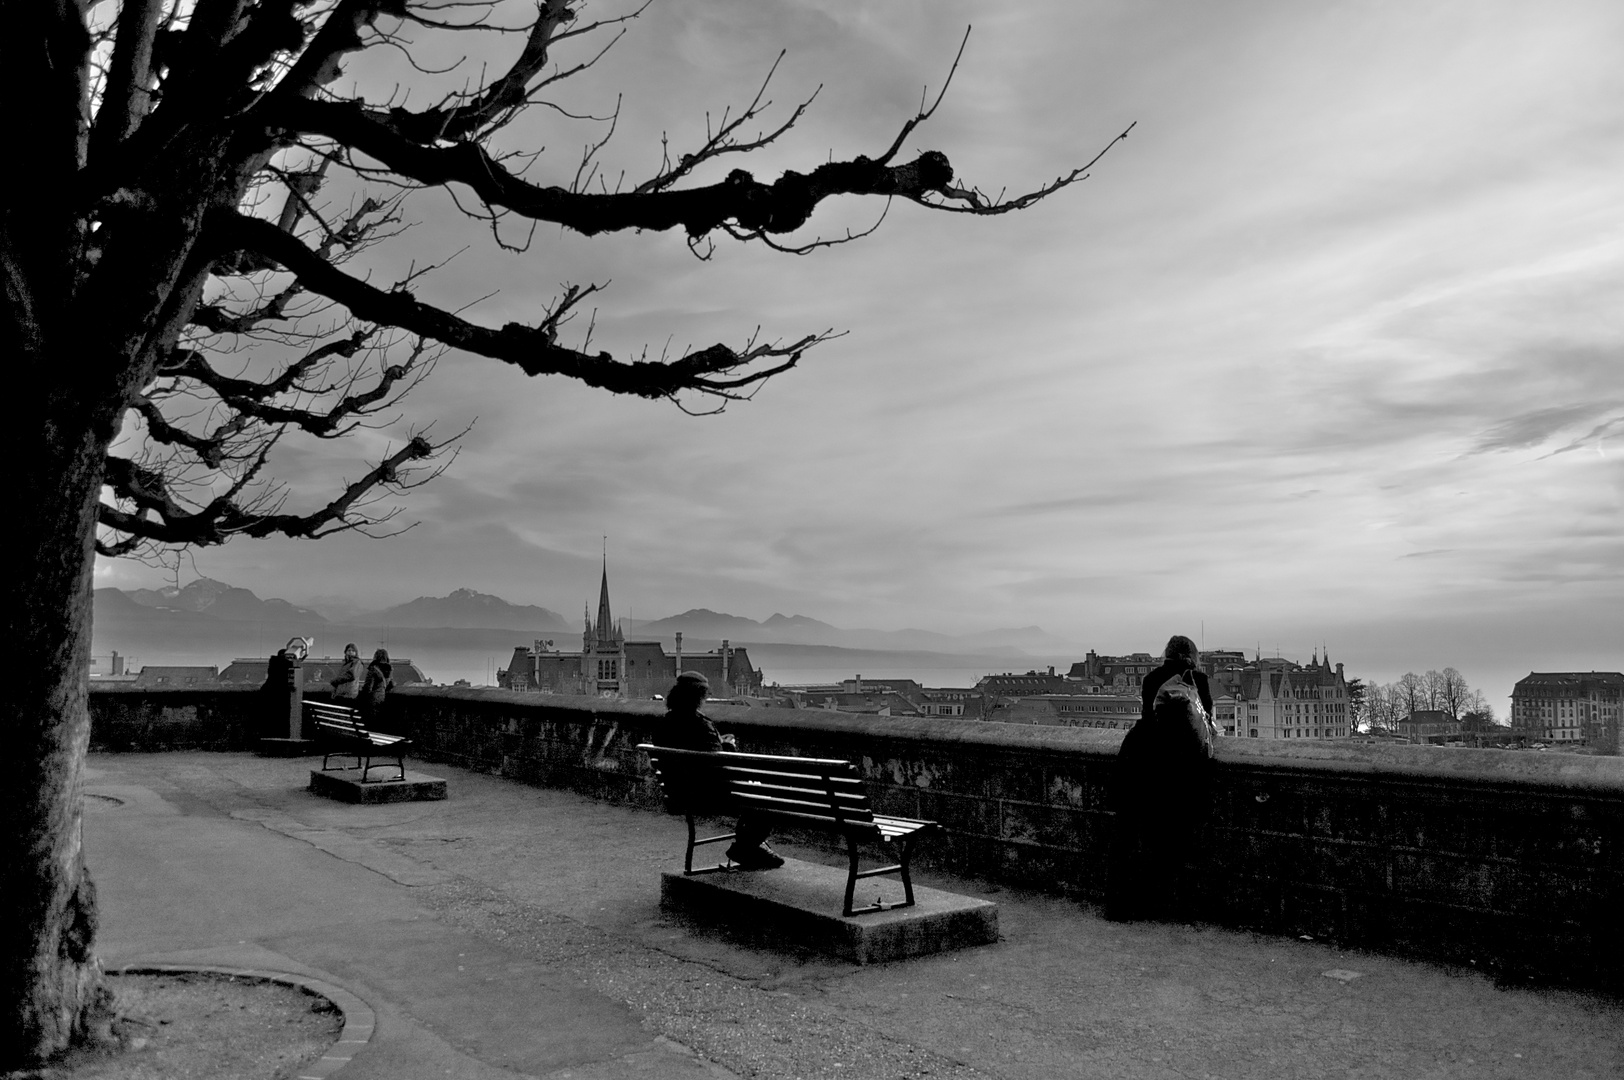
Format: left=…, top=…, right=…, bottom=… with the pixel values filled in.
left=97, top=0, right=1623, bottom=708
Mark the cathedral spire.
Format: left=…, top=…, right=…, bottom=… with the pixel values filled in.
left=595, top=550, right=619, bottom=644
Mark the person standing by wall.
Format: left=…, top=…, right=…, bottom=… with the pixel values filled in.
left=329, top=643, right=364, bottom=704
left=358, top=648, right=394, bottom=727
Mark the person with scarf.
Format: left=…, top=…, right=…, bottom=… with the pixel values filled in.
left=358, top=648, right=394, bottom=727
left=329, top=643, right=364, bottom=703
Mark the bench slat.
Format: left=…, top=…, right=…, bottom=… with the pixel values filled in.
left=730, top=791, right=877, bottom=824
left=717, top=780, right=869, bottom=805
left=715, top=765, right=864, bottom=788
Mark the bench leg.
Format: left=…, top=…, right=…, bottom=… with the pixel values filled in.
left=843, top=835, right=862, bottom=917
left=322, top=751, right=362, bottom=772
left=683, top=814, right=736, bottom=875
left=843, top=836, right=916, bottom=917
left=358, top=755, right=407, bottom=782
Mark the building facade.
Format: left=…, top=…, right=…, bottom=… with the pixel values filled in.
left=497, top=563, right=763, bottom=699
left=1065, top=652, right=1160, bottom=688
left=1510, top=672, right=1623, bottom=752
left=1211, top=651, right=1352, bottom=740
left=995, top=692, right=1142, bottom=728
left=1397, top=709, right=1462, bottom=744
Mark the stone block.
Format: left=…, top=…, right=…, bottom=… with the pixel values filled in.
left=308, top=769, right=447, bottom=804
left=660, top=856, right=998, bottom=964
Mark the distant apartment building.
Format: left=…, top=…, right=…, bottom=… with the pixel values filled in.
left=788, top=690, right=922, bottom=717
left=131, top=665, right=219, bottom=688
left=1510, top=672, right=1623, bottom=752
left=775, top=679, right=982, bottom=719
left=916, top=687, right=982, bottom=719
left=996, top=691, right=1142, bottom=729
left=978, top=669, right=1071, bottom=697
left=497, top=564, right=763, bottom=699
left=1066, top=652, right=1159, bottom=689
left=1210, top=650, right=1352, bottom=740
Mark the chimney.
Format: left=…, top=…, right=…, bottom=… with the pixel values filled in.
left=721, top=639, right=729, bottom=687
left=1048, top=665, right=1055, bottom=677
left=111, top=651, right=123, bottom=677
left=674, top=632, right=683, bottom=677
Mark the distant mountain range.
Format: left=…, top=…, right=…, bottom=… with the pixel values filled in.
left=350, top=588, right=571, bottom=632
left=95, top=580, right=1077, bottom=657
left=126, top=577, right=327, bottom=623
left=627, top=608, right=1076, bottom=655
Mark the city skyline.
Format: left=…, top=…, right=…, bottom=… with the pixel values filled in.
left=95, top=1, right=1623, bottom=715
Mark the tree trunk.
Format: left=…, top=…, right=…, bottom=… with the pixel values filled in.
left=0, top=0, right=125, bottom=1063
left=1, top=408, right=119, bottom=1067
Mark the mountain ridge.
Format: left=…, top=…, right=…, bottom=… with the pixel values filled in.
left=99, top=580, right=1078, bottom=656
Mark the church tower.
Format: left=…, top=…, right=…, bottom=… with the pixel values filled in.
left=582, top=551, right=625, bottom=695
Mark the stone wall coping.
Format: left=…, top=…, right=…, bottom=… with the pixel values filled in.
left=90, top=682, right=261, bottom=693
left=393, top=686, right=1624, bottom=797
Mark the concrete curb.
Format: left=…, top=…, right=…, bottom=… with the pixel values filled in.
left=110, top=964, right=376, bottom=1079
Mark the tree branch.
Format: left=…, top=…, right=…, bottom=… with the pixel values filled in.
left=90, top=0, right=165, bottom=163
left=382, top=0, right=578, bottom=144
left=99, top=430, right=452, bottom=550
left=216, top=210, right=825, bottom=398
left=275, top=96, right=957, bottom=237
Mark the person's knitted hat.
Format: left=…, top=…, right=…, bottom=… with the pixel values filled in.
left=675, top=671, right=710, bottom=693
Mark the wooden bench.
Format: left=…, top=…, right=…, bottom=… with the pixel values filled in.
left=308, top=701, right=410, bottom=782
left=639, top=745, right=939, bottom=917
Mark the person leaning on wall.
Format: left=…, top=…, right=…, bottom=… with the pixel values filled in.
left=1106, top=634, right=1219, bottom=922
left=357, top=648, right=394, bottom=726
left=1140, top=634, right=1213, bottom=722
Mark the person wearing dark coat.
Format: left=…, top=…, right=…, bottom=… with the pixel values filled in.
left=1140, top=635, right=1214, bottom=722
left=260, top=647, right=296, bottom=738
left=1106, top=634, right=1217, bottom=922
left=329, top=643, right=364, bottom=702
left=661, top=671, right=783, bottom=870
left=357, top=648, right=394, bottom=726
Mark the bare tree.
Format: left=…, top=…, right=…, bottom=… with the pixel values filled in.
left=1420, top=669, right=1448, bottom=712
left=1365, top=682, right=1406, bottom=735
left=1396, top=672, right=1426, bottom=720
left=1436, top=667, right=1473, bottom=722
left=2, top=0, right=1127, bottom=1064
left=1460, top=690, right=1499, bottom=733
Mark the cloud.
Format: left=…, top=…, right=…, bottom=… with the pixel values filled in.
left=95, top=0, right=1624, bottom=699
left=1473, top=404, right=1618, bottom=453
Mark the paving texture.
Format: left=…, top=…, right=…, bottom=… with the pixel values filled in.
left=83, top=753, right=1624, bottom=1080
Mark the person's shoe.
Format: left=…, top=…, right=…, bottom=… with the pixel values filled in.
left=726, top=843, right=785, bottom=870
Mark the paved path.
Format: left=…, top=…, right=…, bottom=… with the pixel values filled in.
left=84, top=753, right=1623, bottom=1080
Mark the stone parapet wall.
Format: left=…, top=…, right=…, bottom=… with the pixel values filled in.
left=88, top=684, right=1624, bottom=991
left=88, top=684, right=264, bottom=751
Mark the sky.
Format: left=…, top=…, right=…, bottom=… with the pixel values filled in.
left=96, top=0, right=1624, bottom=709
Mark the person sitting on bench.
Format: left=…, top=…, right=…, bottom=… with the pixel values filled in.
left=660, top=671, right=784, bottom=870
